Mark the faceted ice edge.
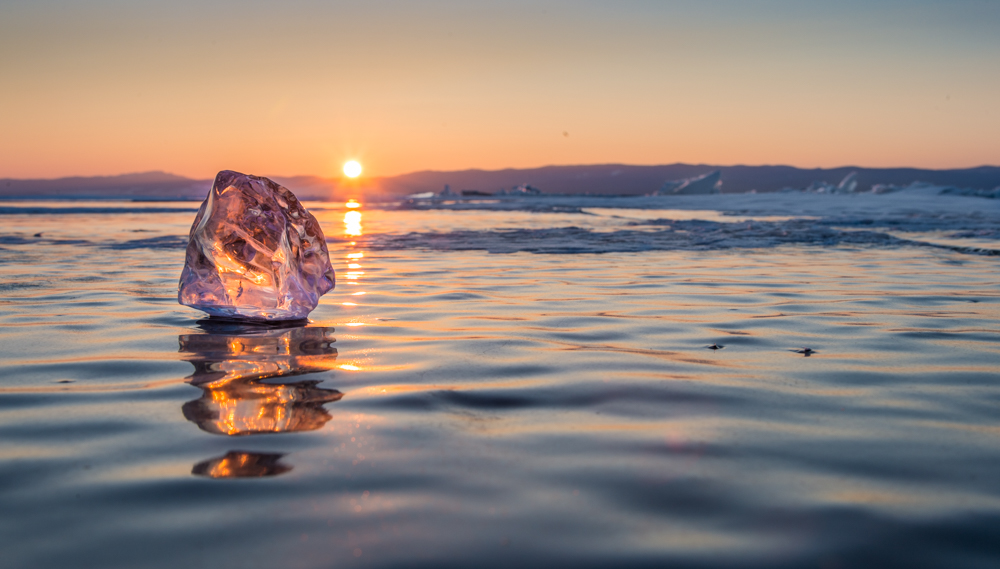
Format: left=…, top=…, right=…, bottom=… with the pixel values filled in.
left=178, top=170, right=335, bottom=321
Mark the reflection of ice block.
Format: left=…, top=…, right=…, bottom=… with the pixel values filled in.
left=180, top=325, right=342, bottom=436
left=192, top=451, right=292, bottom=478
left=178, top=170, right=335, bottom=321
left=182, top=379, right=342, bottom=436
left=179, top=324, right=339, bottom=386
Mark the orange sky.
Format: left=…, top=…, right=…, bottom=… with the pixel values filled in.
left=1, top=1, right=998, bottom=179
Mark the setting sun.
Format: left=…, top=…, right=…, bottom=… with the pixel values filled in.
left=343, top=160, right=362, bottom=178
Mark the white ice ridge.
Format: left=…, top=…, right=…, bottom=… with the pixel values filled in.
left=657, top=171, right=722, bottom=195
left=359, top=219, right=1000, bottom=256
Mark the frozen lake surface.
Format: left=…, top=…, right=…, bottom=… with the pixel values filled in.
left=1, top=191, right=999, bottom=568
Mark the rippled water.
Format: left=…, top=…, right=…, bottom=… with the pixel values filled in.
left=2, top=201, right=999, bottom=568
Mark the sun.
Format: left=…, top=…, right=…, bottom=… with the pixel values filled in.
left=343, top=160, right=362, bottom=178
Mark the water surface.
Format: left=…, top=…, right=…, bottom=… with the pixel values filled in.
left=1, top=200, right=999, bottom=568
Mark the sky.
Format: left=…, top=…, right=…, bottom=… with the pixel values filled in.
left=1, top=0, right=998, bottom=179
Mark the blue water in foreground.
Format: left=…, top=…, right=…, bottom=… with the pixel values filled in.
left=1, top=195, right=999, bottom=568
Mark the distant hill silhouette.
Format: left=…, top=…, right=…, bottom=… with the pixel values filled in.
left=0, top=171, right=211, bottom=200
left=3, top=164, right=999, bottom=200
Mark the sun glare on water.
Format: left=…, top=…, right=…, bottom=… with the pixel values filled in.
left=343, top=160, right=362, bottom=178
left=344, top=209, right=362, bottom=237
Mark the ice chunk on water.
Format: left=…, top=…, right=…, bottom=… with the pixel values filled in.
left=178, top=170, right=335, bottom=321
left=658, top=171, right=722, bottom=195
left=836, top=172, right=858, bottom=193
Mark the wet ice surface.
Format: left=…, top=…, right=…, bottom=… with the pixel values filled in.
left=368, top=189, right=1000, bottom=255
left=1, top=194, right=999, bottom=568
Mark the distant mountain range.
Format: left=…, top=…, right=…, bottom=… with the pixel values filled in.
left=0, top=171, right=212, bottom=200
left=2, top=164, right=999, bottom=200
left=383, top=164, right=1000, bottom=196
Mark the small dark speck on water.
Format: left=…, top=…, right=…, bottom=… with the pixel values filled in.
left=794, top=348, right=816, bottom=356
left=707, top=344, right=724, bottom=350
left=34, top=232, right=43, bottom=237
left=56, top=379, right=75, bottom=383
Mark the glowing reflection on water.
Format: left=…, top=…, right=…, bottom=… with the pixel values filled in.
left=179, top=323, right=342, bottom=476
left=340, top=203, right=369, bottom=336
left=192, top=451, right=292, bottom=479
left=344, top=210, right=362, bottom=237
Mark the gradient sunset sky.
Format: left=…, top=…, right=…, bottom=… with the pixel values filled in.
left=2, top=0, right=998, bottom=179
